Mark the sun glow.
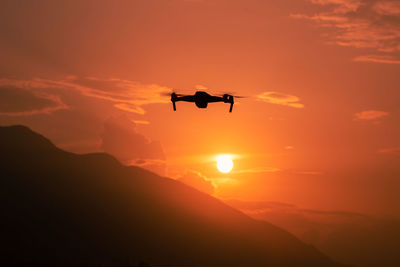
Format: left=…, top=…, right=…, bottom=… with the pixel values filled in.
left=216, top=155, right=234, bottom=173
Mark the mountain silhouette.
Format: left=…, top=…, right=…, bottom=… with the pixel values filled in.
left=0, top=125, right=348, bottom=266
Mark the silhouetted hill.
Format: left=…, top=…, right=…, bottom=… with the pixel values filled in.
left=226, top=199, right=400, bottom=267
left=0, top=125, right=347, bottom=266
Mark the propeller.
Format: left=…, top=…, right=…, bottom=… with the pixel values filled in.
left=218, top=93, right=247, bottom=98
left=161, top=90, right=186, bottom=111
left=232, top=95, right=247, bottom=98
left=160, top=91, right=186, bottom=97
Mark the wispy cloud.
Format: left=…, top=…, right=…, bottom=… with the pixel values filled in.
left=0, top=77, right=171, bottom=116
left=257, top=91, right=304, bottom=108
left=63, top=77, right=171, bottom=115
left=292, top=0, right=400, bottom=63
left=0, top=79, right=68, bottom=116
left=176, top=170, right=216, bottom=195
left=132, top=120, right=150, bottom=125
left=353, top=54, right=400, bottom=64
left=232, top=167, right=280, bottom=174
left=354, top=109, right=389, bottom=121
left=295, top=171, right=324, bottom=175
left=310, top=0, right=362, bottom=13
left=378, top=147, right=400, bottom=155
left=225, top=199, right=368, bottom=220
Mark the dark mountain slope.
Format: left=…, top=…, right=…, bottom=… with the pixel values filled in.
left=0, top=125, right=347, bottom=266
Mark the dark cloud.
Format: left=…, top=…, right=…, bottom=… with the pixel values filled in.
left=0, top=77, right=169, bottom=157
left=177, top=171, right=215, bottom=195
left=101, top=116, right=165, bottom=163
left=292, top=0, right=400, bottom=63
left=0, top=81, right=67, bottom=116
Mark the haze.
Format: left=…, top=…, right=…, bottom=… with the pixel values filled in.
left=1, top=2, right=400, bottom=265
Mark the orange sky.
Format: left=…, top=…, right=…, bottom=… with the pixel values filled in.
left=1, top=0, right=399, bottom=218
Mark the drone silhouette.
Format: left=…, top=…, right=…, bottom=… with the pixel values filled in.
left=170, top=91, right=243, bottom=112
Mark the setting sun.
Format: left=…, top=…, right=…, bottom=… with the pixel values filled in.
left=216, top=155, right=234, bottom=173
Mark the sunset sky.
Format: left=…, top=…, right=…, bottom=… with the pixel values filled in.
left=1, top=0, right=399, bottom=218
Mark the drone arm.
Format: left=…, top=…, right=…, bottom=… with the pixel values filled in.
left=208, top=96, right=225, bottom=103
left=177, top=95, right=195, bottom=102
left=171, top=93, right=177, bottom=111
left=229, top=96, right=234, bottom=112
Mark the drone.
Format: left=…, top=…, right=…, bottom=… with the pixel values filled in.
left=170, top=91, right=242, bottom=112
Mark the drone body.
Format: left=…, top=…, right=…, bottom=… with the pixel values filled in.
left=171, top=91, right=235, bottom=112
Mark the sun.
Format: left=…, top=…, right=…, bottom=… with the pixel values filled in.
left=216, top=155, right=234, bottom=173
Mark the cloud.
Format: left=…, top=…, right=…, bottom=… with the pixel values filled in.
left=224, top=199, right=369, bottom=223
left=0, top=79, right=68, bottom=116
left=224, top=199, right=296, bottom=213
left=176, top=171, right=215, bottom=195
left=0, top=77, right=172, bottom=116
left=132, top=120, right=150, bottom=125
left=0, top=77, right=169, bottom=157
left=374, top=0, right=400, bottom=16
left=101, top=116, right=165, bottom=163
left=257, top=91, right=304, bottom=108
left=378, top=147, right=400, bottom=155
left=113, top=103, right=146, bottom=115
left=295, top=171, right=324, bottom=175
left=310, top=0, right=362, bottom=13
left=353, top=54, right=400, bottom=64
left=292, top=0, right=400, bottom=62
left=232, top=167, right=280, bottom=174
left=64, top=77, right=171, bottom=115
left=354, top=109, right=389, bottom=120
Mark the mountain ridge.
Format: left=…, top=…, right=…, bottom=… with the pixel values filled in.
left=0, top=125, right=349, bottom=266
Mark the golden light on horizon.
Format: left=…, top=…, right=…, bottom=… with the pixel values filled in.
left=216, top=155, right=234, bottom=173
